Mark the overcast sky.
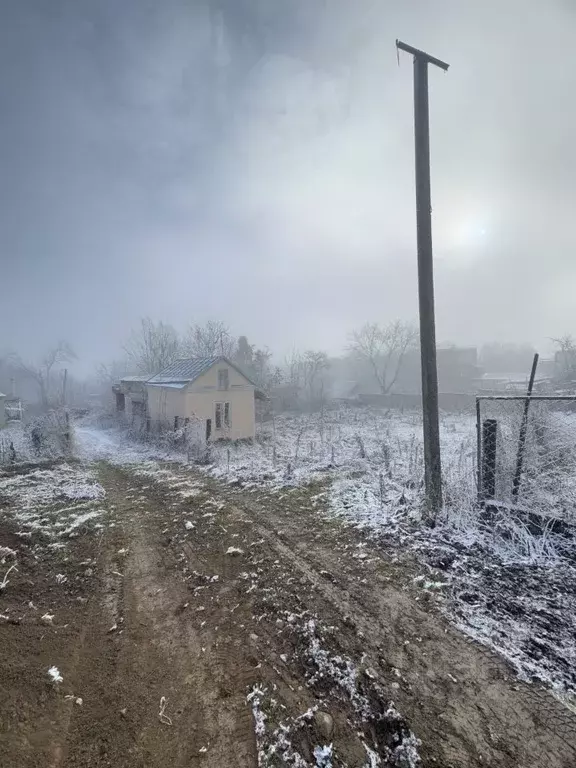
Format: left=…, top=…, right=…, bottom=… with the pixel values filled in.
left=1, top=0, right=576, bottom=373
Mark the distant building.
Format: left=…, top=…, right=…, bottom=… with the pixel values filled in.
left=391, top=346, right=481, bottom=394
left=330, top=380, right=360, bottom=402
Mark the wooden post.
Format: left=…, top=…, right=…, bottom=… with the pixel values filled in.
left=512, top=353, right=539, bottom=501
left=396, top=40, right=449, bottom=523
left=482, top=419, right=498, bottom=500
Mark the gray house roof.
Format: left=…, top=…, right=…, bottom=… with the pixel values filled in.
left=120, top=375, right=151, bottom=383
left=146, top=357, right=258, bottom=389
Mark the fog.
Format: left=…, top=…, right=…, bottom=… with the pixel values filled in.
left=2, top=0, right=576, bottom=375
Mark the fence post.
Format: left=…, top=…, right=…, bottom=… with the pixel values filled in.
left=481, top=419, right=497, bottom=500
left=512, top=353, right=539, bottom=501
left=476, top=398, right=482, bottom=501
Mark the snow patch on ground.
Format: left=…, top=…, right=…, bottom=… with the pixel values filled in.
left=75, top=425, right=180, bottom=465
left=47, top=666, right=63, bottom=684
left=0, top=463, right=106, bottom=543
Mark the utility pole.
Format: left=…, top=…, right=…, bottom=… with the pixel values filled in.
left=396, top=40, right=449, bottom=522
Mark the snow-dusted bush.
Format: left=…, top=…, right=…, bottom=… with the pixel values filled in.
left=27, top=409, right=73, bottom=460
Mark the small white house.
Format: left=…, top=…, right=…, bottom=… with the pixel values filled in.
left=145, top=357, right=258, bottom=441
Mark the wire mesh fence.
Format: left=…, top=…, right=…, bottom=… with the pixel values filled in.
left=477, top=396, right=576, bottom=521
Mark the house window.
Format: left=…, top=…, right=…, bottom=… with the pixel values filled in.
left=215, top=402, right=230, bottom=429
left=218, top=369, right=229, bottom=390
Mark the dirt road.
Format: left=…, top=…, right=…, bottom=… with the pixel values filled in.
left=1, top=454, right=576, bottom=767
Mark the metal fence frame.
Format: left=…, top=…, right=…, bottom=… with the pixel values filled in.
left=476, top=395, right=576, bottom=506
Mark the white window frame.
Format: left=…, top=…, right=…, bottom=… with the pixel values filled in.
left=215, top=401, right=230, bottom=430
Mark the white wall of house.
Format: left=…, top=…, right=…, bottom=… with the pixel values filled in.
left=146, top=385, right=186, bottom=428
left=186, top=361, right=255, bottom=440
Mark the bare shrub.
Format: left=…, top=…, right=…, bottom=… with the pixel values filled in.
left=27, top=409, right=73, bottom=459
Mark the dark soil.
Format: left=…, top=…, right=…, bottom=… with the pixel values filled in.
left=1, top=459, right=576, bottom=767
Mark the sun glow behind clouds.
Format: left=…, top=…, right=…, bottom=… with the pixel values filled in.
left=435, top=202, right=494, bottom=263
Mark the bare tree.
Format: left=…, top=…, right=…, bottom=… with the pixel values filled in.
left=124, top=318, right=181, bottom=375
left=18, top=341, right=77, bottom=408
left=302, top=350, right=329, bottom=405
left=552, top=335, right=576, bottom=382
left=280, top=350, right=329, bottom=408
left=234, top=335, right=254, bottom=369
left=94, top=359, right=132, bottom=404
left=284, top=349, right=304, bottom=390
left=184, top=320, right=236, bottom=358
left=348, top=321, right=418, bottom=394
left=232, top=336, right=281, bottom=391
left=252, top=348, right=276, bottom=388
left=95, top=359, right=131, bottom=386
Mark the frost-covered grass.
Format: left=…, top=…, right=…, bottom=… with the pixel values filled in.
left=0, top=422, right=33, bottom=462
left=204, top=407, right=476, bottom=525
left=0, top=462, right=106, bottom=542
left=407, top=502, right=576, bottom=696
